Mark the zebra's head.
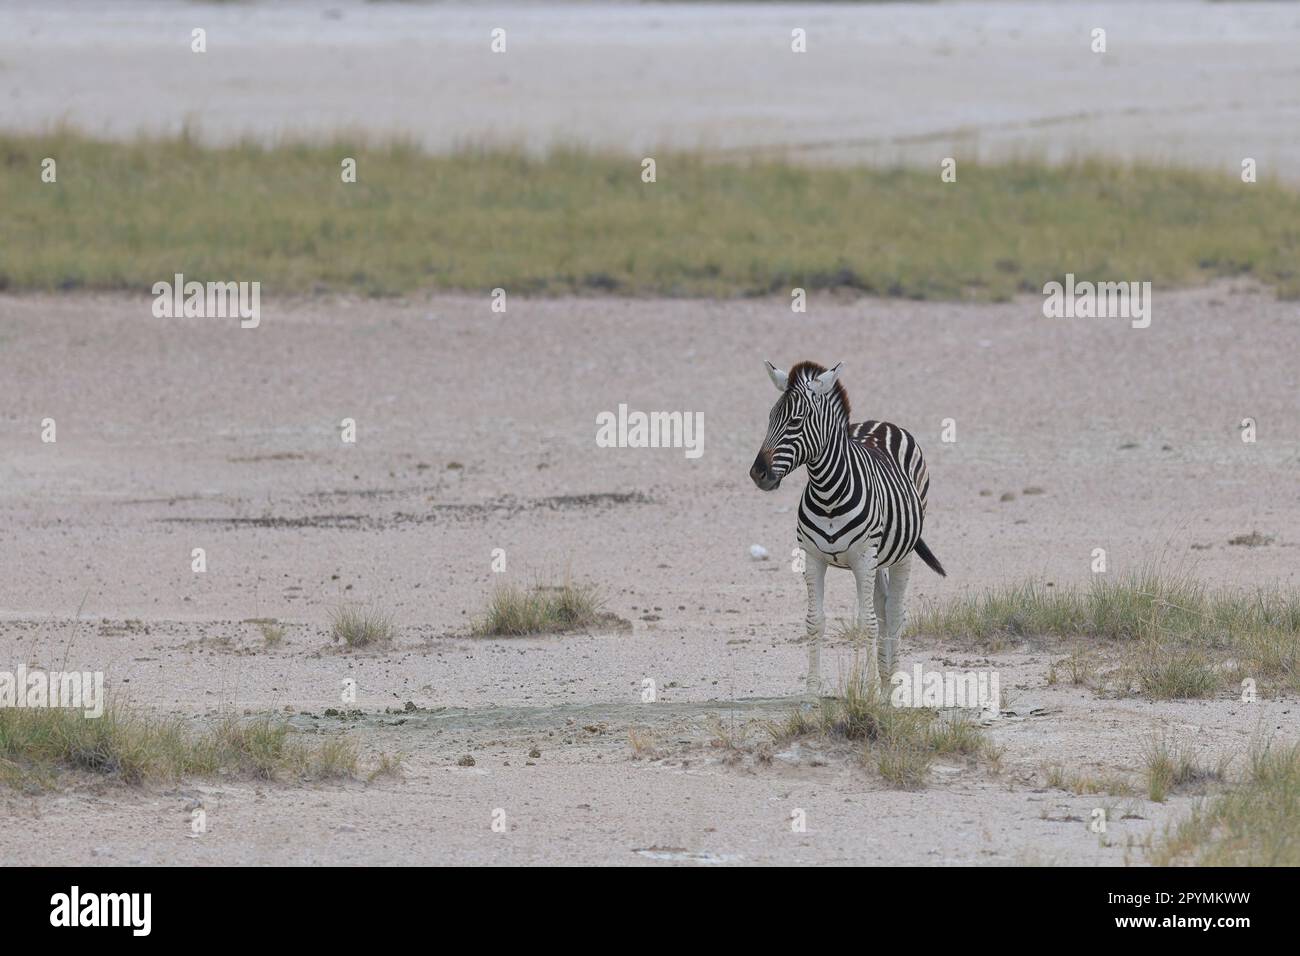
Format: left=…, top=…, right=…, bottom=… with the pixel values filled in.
left=750, top=360, right=847, bottom=491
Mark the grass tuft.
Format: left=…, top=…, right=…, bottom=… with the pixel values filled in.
left=0, top=701, right=356, bottom=788
left=1152, top=738, right=1299, bottom=865
left=1144, top=735, right=1225, bottom=803
left=771, top=664, right=992, bottom=789
left=1116, top=641, right=1220, bottom=700
left=472, top=581, right=602, bottom=636
left=1044, top=764, right=1136, bottom=796
left=366, top=751, right=405, bottom=783
left=627, top=726, right=661, bottom=761
left=330, top=604, right=395, bottom=647
left=256, top=619, right=286, bottom=648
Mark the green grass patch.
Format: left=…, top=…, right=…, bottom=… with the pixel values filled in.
left=472, top=581, right=604, bottom=637
left=1152, top=738, right=1300, bottom=865
left=0, top=701, right=357, bottom=788
left=771, top=664, right=993, bottom=789
left=4, top=130, right=1298, bottom=299
left=909, top=572, right=1300, bottom=697
left=1143, top=734, right=1225, bottom=803
left=1116, top=640, right=1221, bottom=700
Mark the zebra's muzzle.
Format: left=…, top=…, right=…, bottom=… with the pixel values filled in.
left=750, top=451, right=782, bottom=491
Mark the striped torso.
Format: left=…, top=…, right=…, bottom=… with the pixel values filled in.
left=797, top=419, right=929, bottom=569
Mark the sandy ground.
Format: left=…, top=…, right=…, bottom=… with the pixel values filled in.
left=4, top=1, right=1300, bottom=178
left=0, top=284, right=1296, bottom=864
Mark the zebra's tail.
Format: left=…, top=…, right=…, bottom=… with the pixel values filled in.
left=914, top=538, right=946, bottom=577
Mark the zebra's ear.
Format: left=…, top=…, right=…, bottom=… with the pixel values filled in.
left=810, top=362, right=843, bottom=397
left=764, top=361, right=789, bottom=392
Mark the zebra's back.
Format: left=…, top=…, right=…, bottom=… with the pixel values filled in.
left=851, top=420, right=931, bottom=515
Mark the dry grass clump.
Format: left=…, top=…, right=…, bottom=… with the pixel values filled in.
left=627, top=726, right=660, bottom=760
left=0, top=701, right=357, bottom=789
left=330, top=604, right=395, bottom=647
left=1143, top=735, right=1226, bottom=803
left=1046, top=648, right=1095, bottom=686
left=472, top=581, right=603, bottom=636
left=772, top=665, right=992, bottom=789
left=257, top=620, right=286, bottom=648
left=1043, top=764, right=1136, bottom=797
left=1151, top=738, right=1299, bottom=865
left=365, top=751, right=405, bottom=783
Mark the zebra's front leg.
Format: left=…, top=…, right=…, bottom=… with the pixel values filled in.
left=881, top=554, right=913, bottom=678
left=874, top=566, right=888, bottom=644
left=803, top=549, right=829, bottom=696
left=849, top=551, right=881, bottom=684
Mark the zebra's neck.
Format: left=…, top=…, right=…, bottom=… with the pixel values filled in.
left=804, top=424, right=867, bottom=506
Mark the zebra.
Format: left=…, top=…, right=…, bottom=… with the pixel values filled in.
left=748, top=360, right=945, bottom=693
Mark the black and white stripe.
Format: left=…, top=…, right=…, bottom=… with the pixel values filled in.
left=797, top=417, right=926, bottom=570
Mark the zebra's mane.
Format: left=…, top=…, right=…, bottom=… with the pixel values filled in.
left=787, top=361, right=851, bottom=420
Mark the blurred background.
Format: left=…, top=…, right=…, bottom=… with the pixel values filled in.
left=4, top=1, right=1298, bottom=173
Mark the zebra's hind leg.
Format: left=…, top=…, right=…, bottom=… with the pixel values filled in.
left=803, top=550, right=829, bottom=696
left=878, top=564, right=889, bottom=655
left=881, top=554, right=913, bottom=678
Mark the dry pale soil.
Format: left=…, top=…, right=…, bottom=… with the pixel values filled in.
left=0, top=284, right=1296, bottom=864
